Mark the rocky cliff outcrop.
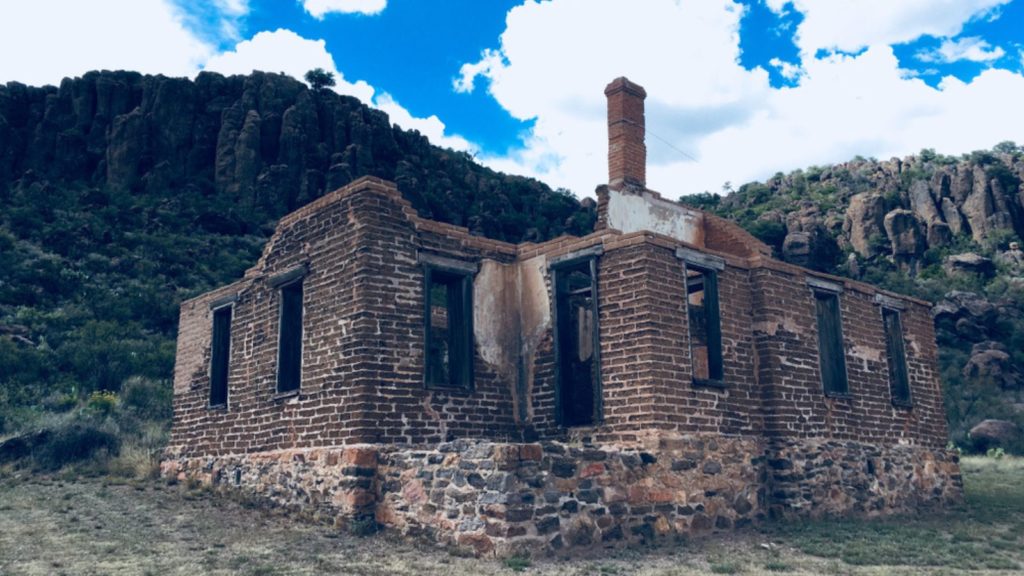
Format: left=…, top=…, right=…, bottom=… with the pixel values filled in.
left=0, top=70, right=593, bottom=241
left=714, top=149, right=1024, bottom=274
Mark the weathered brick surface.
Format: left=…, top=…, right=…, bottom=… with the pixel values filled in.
left=750, top=265, right=948, bottom=448
left=168, top=175, right=960, bottom=555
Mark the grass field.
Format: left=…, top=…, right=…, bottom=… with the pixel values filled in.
left=0, top=456, right=1021, bottom=575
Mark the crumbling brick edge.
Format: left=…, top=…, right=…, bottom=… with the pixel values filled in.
left=161, top=435, right=962, bottom=558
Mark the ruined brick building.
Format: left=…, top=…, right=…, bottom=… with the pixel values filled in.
left=164, top=78, right=962, bottom=556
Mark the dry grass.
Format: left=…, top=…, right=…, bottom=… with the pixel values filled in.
left=0, top=456, right=1021, bottom=575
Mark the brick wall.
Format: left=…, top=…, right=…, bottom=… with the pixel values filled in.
left=168, top=175, right=959, bottom=549
left=169, top=178, right=523, bottom=457
left=171, top=181, right=951, bottom=455
left=751, top=265, right=948, bottom=448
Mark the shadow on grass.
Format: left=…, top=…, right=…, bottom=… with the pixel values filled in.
left=765, top=456, right=1024, bottom=572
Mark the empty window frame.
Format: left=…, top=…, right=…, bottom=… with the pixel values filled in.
left=685, top=264, right=723, bottom=385
left=813, top=288, right=849, bottom=396
left=552, top=254, right=601, bottom=427
left=423, top=266, right=474, bottom=390
left=882, top=307, right=912, bottom=406
left=276, top=279, right=304, bottom=394
left=209, top=304, right=232, bottom=407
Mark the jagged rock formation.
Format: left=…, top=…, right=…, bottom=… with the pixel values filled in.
left=0, top=70, right=594, bottom=241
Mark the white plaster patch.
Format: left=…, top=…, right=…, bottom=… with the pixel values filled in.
left=473, top=261, right=519, bottom=374
left=606, top=189, right=704, bottom=246
left=850, top=344, right=884, bottom=363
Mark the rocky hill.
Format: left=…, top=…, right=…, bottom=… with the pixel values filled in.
left=683, top=146, right=1024, bottom=450
left=0, top=70, right=593, bottom=426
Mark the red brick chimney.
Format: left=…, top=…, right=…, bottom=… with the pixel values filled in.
left=605, top=77, right=647, bottom=189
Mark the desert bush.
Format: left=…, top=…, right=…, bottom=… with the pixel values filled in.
left=34, top=418, right=120, bottom=471
left=121, top=376, right=172, bottom=422
left=87, top=390, right=118, bottom=417
left=42, top=392, right=79, bottom=413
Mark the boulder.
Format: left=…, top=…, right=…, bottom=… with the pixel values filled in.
left=908, top=179, right=942, bottom=225
left=944, top=253, right=996, bottom=277
left=883, top=209, right=924, bottom=257
left=105, top=107, right=147, bottom=192
left=940, top=197, right=968, bottom=237
left=961, top=166, right=1022, bottom=242
left=997, top=242, right=1024, bottom=274
left=843, top=193, right=888, bottom=258
left=963, top=342, right=1023, bottom=390
left=927, top=222, right=952, bottom=247
left=933, top=292, right=997, bottom=342
left=951, top=166, right=973, bottom=204
left=782, top=231, right=811, bottom=262
left=969, top=419, right=1020, bottom=449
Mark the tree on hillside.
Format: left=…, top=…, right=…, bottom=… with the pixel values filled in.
left=305, top=68, right=336, bottom=91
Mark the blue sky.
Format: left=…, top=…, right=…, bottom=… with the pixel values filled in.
left=2, top=0, right=1024, bottom=197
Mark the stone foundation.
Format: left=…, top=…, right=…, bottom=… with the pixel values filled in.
left=162, top=435, right=962, bottom=557
left=767, top=439, right=963, bottom=519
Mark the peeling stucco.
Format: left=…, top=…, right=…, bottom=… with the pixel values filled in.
left=606, top=189, right=705, bottom=247
left=518, top=255, right=552, bottom=422
left=474, top=261, right=520, bottom=384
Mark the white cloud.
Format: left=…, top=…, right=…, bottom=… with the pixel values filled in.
left=458, top=0, right=1024, bottom=197
left=204, top=29, right=472, bottom=152
left=918, top=36, right=1006, bottom=63
left=769, top=58, right=803, bottom=80
left=770, top=0, right=1011, bottom=57
left=375, top=94, right=473, bottom=152
left=0, top=0, right=214, bottom=86
left=203, top=29, right=377, bottom=102
left=454, top=49, right=504, bottom=94
left=302, top=0, right=386, bottom=19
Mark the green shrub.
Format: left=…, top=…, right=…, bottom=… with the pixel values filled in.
left=35, top=420, right=120, bottom=471
left=86, top=390, right=118, bottom=417
left=121, top=377, right=172, bottom=422
left=42, top=392, right=79, bottom=413
left=348, top=517, right=378, bottom=537
left=987, top=447, right=1006, bottom=460
left=748, top=220, right=787, bottom=254
left=504, top=554, right=531, bottom=572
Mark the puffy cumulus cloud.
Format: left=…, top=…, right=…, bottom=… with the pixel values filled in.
left=203, top=29, right=376, bottom=102
left=204, top=29, right=471, bottom=152
left=918, top=36, right=1006, bottom=63
left=459, top=0, right=1024, bottom=197
left=302, top=0, right=387, bottom=19
left=0, top=0, right=213, bottom=86
left=661, top=47, right=1024, bottom=195
left=458, top=0, right=770, bottom=193
left=374, top=94, right=474, bottom=152
left=767, top=0, right=1011, bottom=57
